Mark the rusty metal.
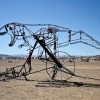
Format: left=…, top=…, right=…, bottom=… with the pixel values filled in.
left=0, top=22, right=100, bottom=81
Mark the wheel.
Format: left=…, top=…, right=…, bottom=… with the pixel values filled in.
left=46, top=51, right=75, bottom=81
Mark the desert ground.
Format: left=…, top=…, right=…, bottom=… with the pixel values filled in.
left=0, top=59, right=100, bottom=100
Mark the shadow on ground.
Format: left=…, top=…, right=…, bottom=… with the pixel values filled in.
left=36, top=80, right=100, bottom=88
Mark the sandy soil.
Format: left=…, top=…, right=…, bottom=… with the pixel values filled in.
left=0, top=59, right=100, bottom=100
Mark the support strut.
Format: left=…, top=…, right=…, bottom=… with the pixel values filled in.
left=33, top=35, right=74, bottom=76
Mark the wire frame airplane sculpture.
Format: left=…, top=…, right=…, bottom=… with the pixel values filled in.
left=0, top=22, right=100, bottom=81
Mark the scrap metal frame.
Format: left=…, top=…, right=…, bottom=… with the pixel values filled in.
left=0, top=22, right=100, bottom=81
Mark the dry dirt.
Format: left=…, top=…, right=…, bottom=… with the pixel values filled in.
left=0, top=59, right=100, bottom=100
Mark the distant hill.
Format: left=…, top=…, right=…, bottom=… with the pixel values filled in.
left=0, top=54, right=28, bottom=58
left=11, top=54, right=28, bottom=58
left=0, top=54, right=10, bottom=57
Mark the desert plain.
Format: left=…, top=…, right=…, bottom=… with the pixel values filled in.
left=0, top=59, right=100, bottom=100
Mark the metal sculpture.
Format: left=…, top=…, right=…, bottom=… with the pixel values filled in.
left=0, top=22, right=100, bottom=81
